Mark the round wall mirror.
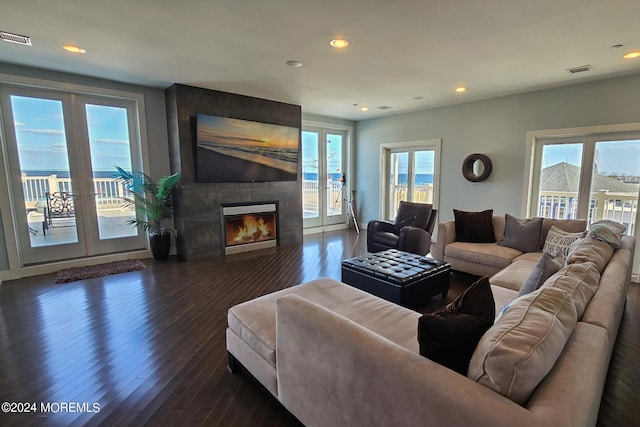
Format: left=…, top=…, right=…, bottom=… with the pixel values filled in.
left=462, top=154, right=492, bottom=182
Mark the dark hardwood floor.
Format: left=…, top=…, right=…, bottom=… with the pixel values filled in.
left=0, top=229, right=637, bottom=426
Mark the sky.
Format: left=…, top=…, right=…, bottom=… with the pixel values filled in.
left=11, top=95, right=132, bottom=172
left=542, top=141, right=640, bottom=176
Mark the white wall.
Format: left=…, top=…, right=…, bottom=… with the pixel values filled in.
left=355, top=73, right=640, bottom=226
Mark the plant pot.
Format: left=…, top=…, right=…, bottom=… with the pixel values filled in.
left=149, top=230, right=171, bottom=260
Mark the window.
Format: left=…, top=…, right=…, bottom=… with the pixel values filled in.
left=301, top=123, right=351, bottom=230
left=526, top=131, right=640, bottom=236
left=0, top=82, right=148, bottom=266
left=381, top=140, right=441, bottom=221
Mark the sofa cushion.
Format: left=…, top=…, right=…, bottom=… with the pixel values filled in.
left=588, top=220, right=626, bottom=249
left=538, top=218, right=587, bottom=250
left=489, top=259, right=538, bottom=292
left=228, top=278, right=421, bottom=366
left=541, top=262, right=601, bottom=319
left=543, top=225, right=585, bottom=257
left=446, top=242, right=521, bottom=270
left=566, top=237, right=614, bottom=273
left=498, top=214, right=543, bottom=252
left=418, top=276, right=495, bottom=375
left=454, top=209, right=495, bottom=243
left=517, top=251, right=565, bottom=297
left=468, top=287, right=577, bottom=405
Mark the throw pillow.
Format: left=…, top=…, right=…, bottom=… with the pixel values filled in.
left=498, top=214, right=543, bottom=252
left=467, top=287, right=577, bottom=405
left=517, top=251, right=564, bottom=297
left=453, top=209, right=495, bottom=243
left=588, top=220, right=626, bottom=249
left=543, top=225, right=585, bottom=257
left=418, top=276, right=495, bottom=375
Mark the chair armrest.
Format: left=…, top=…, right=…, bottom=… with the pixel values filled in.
left=433, top=220, right=456, bottom=261
left=366, top=220, right=396, bottom=234
left=398, top=226, right=432, bottom=255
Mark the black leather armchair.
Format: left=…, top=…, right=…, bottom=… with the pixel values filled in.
left=367, top=201, right=437, bottom=255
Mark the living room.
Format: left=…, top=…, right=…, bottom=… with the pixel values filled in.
left=0, top=1, right=639, bottom=425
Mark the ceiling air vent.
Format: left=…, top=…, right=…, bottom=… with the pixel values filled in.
left=0, top=31, right=32, bottom=46
left=566, top=65, right=592, bottom=74
left=376, top=105, right=392, bottom=110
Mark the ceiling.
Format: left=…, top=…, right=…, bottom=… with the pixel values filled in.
left=2, top=0, right=640, bottom=121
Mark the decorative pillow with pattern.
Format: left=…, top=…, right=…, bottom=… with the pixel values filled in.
left=543, top=225, right=585, bottom=257
left=588, top=220, right=626, bottom=249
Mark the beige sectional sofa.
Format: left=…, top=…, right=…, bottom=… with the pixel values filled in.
left=226, top=228, right=635, bottom=426
left=433, top=215, right=587, bottom=278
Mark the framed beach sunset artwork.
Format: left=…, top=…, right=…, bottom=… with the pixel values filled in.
left=196, top=114, right=299, bottom=182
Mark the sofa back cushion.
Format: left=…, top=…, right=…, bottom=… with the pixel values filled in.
left=541, top=262, right=601, bottom=319
left=538, top=218, right=587, bottom=251
left=566, top=237, right=614, bottom=273
left=468, top=287, right=577, bottom=405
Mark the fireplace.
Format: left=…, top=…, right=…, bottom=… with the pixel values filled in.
left=221, top=202, right=279, bottom=255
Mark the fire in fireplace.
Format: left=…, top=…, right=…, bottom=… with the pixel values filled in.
left=221, top=202, right=278, bottom=255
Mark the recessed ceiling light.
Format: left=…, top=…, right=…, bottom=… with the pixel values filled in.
left=285, top=60, right=303, bottom=67
left=329, top=38, right=350, bottom=49
left=454, top=86, right=468, bottom=93
left=623, top=50, right=640, bottom=59
left=63, top=44, right=86, bottom=54
left=360, top=106, right=369, bottom=112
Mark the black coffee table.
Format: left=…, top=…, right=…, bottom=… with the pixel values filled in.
left=341, top=249, right=450, bottom=307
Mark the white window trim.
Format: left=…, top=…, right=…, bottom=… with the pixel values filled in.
left=378, top=138, right=442, bottom=226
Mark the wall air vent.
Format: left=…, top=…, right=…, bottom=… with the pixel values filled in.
left=0, top=31, right=32, bottom=46
left=566, top=65, right=592, bottom=74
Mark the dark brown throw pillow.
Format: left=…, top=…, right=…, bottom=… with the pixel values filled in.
left=453, top=209, right=495, bottom=243
left=498, top=214, right=543, bottom=253
left=418, top=276, right=495, bottom=375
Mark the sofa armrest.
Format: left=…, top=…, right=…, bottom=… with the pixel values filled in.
left=434, top=220, right=456, bottom=261
left=276, top=294, right=540, bottom=427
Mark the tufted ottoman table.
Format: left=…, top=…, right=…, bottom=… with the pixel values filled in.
left=341, top=249, right=450, bottom=307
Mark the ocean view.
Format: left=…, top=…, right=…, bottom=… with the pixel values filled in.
left=23, top=170, right=118, bottom=179
left=304, top=173, right=434, bottom=184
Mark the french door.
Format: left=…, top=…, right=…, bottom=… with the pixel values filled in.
left=0, top=86, right=146, bottom=265
left=301, top=126, right=347, bottom=228
left=384, top=143, right=439, bottom=221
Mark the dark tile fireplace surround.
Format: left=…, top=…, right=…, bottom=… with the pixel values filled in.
left=165, top=84, right=303, bottom=261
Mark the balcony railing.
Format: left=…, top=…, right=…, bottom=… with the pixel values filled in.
left=538, top=190, right=637, bottom=235
left=22, top=173, right=128, bottom=212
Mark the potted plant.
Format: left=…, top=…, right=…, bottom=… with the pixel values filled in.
left=114, top=166, right=181, bottom=260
